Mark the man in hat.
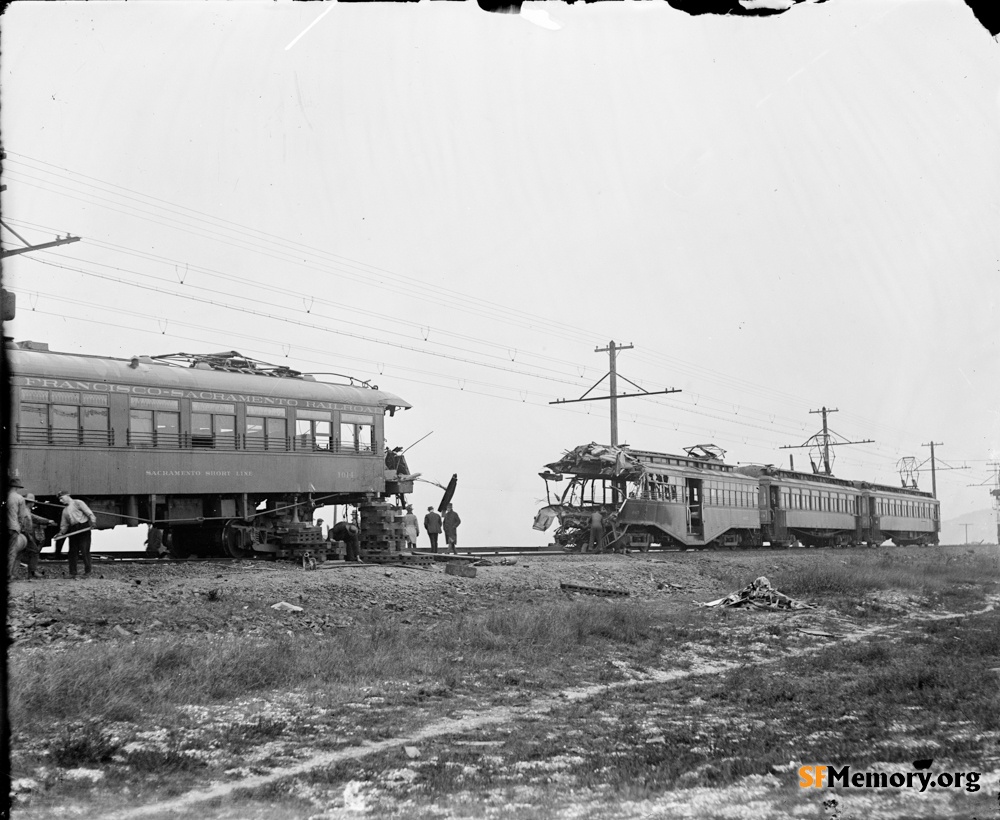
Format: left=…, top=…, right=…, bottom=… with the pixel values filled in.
left=402, top=504, right=419, bottom=548
left=423, top=506, right=442, bottom=553
left=20, top=493, right=56, bottom=579
left=330, top=519, right=361, bottom=562
left=443, top=504, right=462, bottom=554
left=6, top=477, right=29, bottom=580
left=56, top=490, right=97, bottom=578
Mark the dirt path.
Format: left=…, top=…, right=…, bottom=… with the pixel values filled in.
left=107, top=598, right=1000, bottom=819
left=10, top=547, right=1000, bottom=819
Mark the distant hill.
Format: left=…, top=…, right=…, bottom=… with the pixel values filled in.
left=940, top=509, right=998, bottom=546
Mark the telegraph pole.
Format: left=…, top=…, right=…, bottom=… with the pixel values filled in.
left=990, top=462, right=1000, bottom=547
left=812, top=407, right=835, bottom=475
left=550, top=341, right=681, bottom=447
left=780, top=406, right=873, bottom=475
left=597, top=340, right=630, bottom=446
left=922, top=441, right=943, bottom=499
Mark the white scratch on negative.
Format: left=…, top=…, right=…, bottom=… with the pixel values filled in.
left=285, top=4, right=334, bottom=52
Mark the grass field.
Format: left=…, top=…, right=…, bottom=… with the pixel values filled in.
left=8, top=545, right=1000, bottom=819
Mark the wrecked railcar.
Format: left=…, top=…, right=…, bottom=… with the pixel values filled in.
left=536, top=443, right=940, bottom=551
left=535, top=442, right=761, bottom=551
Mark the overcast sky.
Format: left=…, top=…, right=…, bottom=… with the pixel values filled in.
left=2, top=0, right=998, bottom=546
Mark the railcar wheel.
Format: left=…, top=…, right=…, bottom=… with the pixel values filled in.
left=166, top=530, right=193, bottom=559
left=222, top=520, right=254, bottom=559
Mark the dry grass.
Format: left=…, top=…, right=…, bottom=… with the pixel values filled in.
left=9, top=598, right=660, bottom=732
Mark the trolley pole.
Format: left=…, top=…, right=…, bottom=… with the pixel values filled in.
left=922, top=441, right=943, bottom=499
left=596, top=340, right=632, bottom=447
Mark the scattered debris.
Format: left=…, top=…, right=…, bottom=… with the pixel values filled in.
left=445, top=563, right=477, bottom=579
left=113, top=625, right=131, bottom=637
left=270, top=601, right=304, bottom=612
left=403, top=746, right=421, bottom=759
left=559, top=581, right=629, bottom=598
left=797, top=629, right=836, bottom=638
left=698, top=576, right=815, bottom=610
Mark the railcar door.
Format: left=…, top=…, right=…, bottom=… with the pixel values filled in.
left=767, top=484, right=787, bottom=543
left=868, top=495, right=882, bottom=545
left=685, top=478, right=703, bottom=538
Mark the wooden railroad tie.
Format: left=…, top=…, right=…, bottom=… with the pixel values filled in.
left=559, top=582, right=630, bottom=598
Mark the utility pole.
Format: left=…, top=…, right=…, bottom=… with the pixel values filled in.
left=967, top=463, right=1000, bottom=547
left=597, top=340, right=629, bottom=446
left=812, top=407, right=835, bottom=475
left=990, top=462, right=1000, bottom=547
left=780, top=407, right=873, bottom=476
left=922, top=441, right=943, bottom=499
left=916, top=442, right=968, bottom=499
left=961, top=523, right=971, bottom=544
left=550, top=341, right=681, bottom=447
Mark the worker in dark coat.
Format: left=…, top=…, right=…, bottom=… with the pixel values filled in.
left=442, top=504, right=461, bottom=553
left=6, top=477, right=29, bottom=580
left=20, top=493, right=56, bottom=579
left=424, top=506, right=442, bottom=553
left=586, top=509, right=604, bottom=553
left=330, top=520, right=361, bottom=562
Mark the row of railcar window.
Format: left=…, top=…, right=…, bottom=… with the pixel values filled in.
left=781, top=487, right=859, bottom=514
left=778, top=487, right=934, bottom=519
left=15, top=389, right=378, bottom=454
left=872, top=495, right=936, bottom=519
left=634, top=470, right=936, bottom=520
left=637, top=475, right=760, bottom=508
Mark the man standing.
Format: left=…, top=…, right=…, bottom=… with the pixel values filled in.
left=587, top=509, right=604, bottom=553
left=143, top=525, right=168, bottom=559
left=443, top=504, right=462, bottom=554
left=20, top=493, right=55, bottom=579
left=6, top=477, right=29, bottom=580
left=56, top=490, right=97, bottom=578
left=402, top=505, right=420, bottom=549
left=423, top=506, right=442, bottom=553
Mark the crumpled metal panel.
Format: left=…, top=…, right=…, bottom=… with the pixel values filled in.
left=545, top=442, right=645, bottom=480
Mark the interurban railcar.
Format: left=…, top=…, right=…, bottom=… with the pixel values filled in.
left=535, top=442, right=939, bottom=550
left=6, top=341, right=413, bottom=558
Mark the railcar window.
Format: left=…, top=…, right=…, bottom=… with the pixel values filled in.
left=192, top=413, right=213, bottom=448
left=191, top=410, right=236, bottom=450
left=246, top=406, right=288, bottom=451
left=130, top=410, right=154, bottom=446
left=19, top=403, right=48, bottom=432
left=19, top=394, right=111, bottom=446
left=341, top=413, right=375, bottom=453
left=296, top=419, right=331, bottom=451
left=129, top=409, right=179, bottom=448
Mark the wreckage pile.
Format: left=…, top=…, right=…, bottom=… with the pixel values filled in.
left=357, top=502, right=433, bottom=566
left=699, top=576, right=816, bottom=611
left=544, top=442, right=644, bottom=480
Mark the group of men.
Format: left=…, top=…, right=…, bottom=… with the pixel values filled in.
left=316, top=502, right=462, bottom=560
left=6, top=478, right=98, bottom=580
left=403, top=503, right=461, bottom=553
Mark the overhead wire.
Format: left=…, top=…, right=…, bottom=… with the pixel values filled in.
left=4, top=152, right=974, bottom=469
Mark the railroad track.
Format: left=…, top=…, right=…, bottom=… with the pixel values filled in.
left=46, top=541, right=895, bottom=566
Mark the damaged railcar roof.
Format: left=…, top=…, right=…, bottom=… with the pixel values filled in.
left=546, top=442, right=745, bottom=479
left=545, top=443, right=646, bottom=479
